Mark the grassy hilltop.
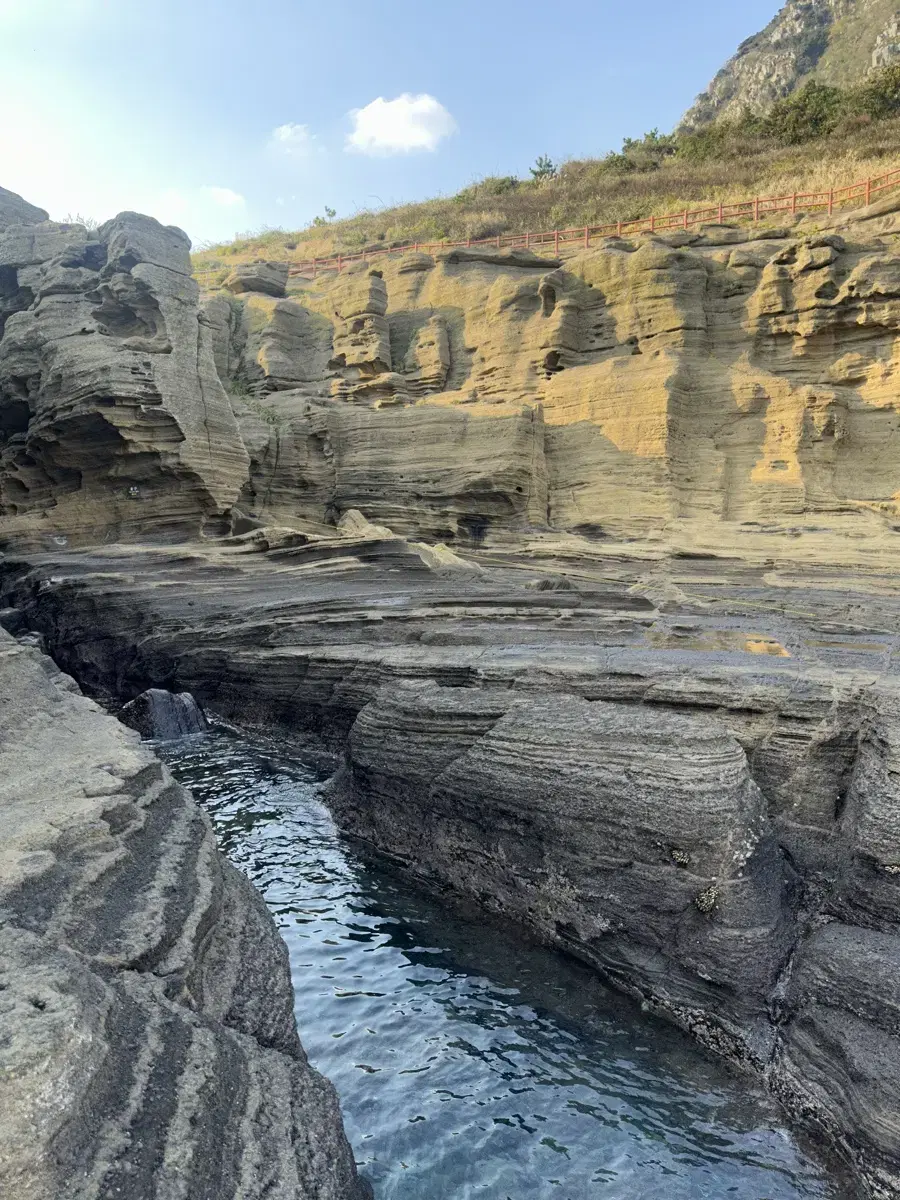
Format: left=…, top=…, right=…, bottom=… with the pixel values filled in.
left=193, top=66, right=900, bottom=289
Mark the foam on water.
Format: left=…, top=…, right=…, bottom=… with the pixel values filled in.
left=160, top=728, right=841, bottom=1200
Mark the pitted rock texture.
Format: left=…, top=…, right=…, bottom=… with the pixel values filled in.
left=0, top=209, right=249, bottom=544
left=0, top=627, right=367, bottom=1199
left=4, top=538, right=900, bottom=1196
left=195, top=205, right=900, bottom=561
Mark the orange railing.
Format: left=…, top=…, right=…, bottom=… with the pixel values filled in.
left=288, top=165, right=900, bottom=278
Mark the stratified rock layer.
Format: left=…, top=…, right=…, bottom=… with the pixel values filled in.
left=196, top=205, right=900, bottom=564
left=0, top=211, right=248, bottom=543
left=4, top=537, right=900, bottom=1197
left=5, top=185, right=900, bottom=1197
left=0, top=627, right=366, bottom=1199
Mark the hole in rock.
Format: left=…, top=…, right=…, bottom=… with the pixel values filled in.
left=457, top=515, right=489, bottom=547
left=0, top=399, right=32, bottom=441
left=90, top=276, right=166, bottom=343
left=572, top=522, right=608, bottom=540
left=544, top=350, right=564, bottom=377
left=815, top=281, right=839, bottom=301
left=541, top=285, right=557, bottom=318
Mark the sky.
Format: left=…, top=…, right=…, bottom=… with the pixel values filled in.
left=0, top=0, right=784, bottom=246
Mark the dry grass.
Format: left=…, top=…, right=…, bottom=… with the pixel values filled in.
left=192, top=119, right=900, bottom=289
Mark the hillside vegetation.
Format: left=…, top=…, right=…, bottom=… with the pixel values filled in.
left=681, top=0, right=900, bottom=128
left=193, top=65, right=900, bottom=289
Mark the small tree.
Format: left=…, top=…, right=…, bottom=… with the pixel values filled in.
left=530, top=155, right=557, bottom=182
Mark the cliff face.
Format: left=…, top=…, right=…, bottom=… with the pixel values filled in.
left=205, top=212, right=900, bottom=565
left=0, top=211, right=248, bottom=543
left=681, top=0, right=900, bottom=130
left=0, top=627, right=367, bottom=1199
left=5, top=185, right=900, bottom=1197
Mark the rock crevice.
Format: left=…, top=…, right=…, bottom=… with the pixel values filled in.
left=0, top=627, right=367, bottom=1199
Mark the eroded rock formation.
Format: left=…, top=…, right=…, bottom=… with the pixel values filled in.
left=3, top=530, right=900, bottom=1196
left=5, top=183, right=900, bottom=1197
left=0, top=627, right=367, bottom=1199
left=197, top=209, right=900, bottom=562
left=0, top=211, right=248, bottom=543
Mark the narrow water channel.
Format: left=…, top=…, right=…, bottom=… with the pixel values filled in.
left=159, top=726, right=840, bottom=1200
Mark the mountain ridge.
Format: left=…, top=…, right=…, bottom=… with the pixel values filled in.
left=681, top=0, right=900, bottom=129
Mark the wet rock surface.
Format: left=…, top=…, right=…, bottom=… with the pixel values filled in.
left=4, top=187, right=900, bottom=1197
left=0, top=627, right=367, bottom=1199
left=2, top=535, right=900, bottom=1197
left=119, top=686, right=208, bottom=738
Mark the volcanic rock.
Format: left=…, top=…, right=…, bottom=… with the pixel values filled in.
left=0, top=627, right=367, bottom=1199
left=224, top=259, right=290, bottom=298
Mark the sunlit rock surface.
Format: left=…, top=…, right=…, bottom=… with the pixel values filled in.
left=6, top=186, right=900, bottom=1197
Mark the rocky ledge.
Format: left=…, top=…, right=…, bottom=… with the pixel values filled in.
left=2, top=527, right=899, bottom=1198
left=0, top=626, right=367, bottom=1199
left=4, top=181, right=900, bottom=1198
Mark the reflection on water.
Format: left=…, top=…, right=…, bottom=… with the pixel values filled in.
left=160, top=729, right=838, bottom=1200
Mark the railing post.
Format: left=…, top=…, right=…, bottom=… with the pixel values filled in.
left=554, top=229, right=560, bottom=254
left=718, top=201, right=724, bottom=223
left=650, top=214, right=655, bottom=232
left=313, top=259, right=317, bottom=279
left=337, top=253, right=342, bottom=273
left=866, top=177, right=872, bottom=206
left=828, top=189, right=834, bottom=216
left=792, top=192, right=797, bottom=215
left=617, top=221, right=622, bottom=237
left=497, top=234, right=502, bottom=249
left=683, top=209, right=688, bottom=230
left=584, top=226, right=590, bottom=248
left=754, top=197, right=759, bottom=221
left=525, top=231, right=530, bottom=248
left=414, top=242, right=418, bottom=252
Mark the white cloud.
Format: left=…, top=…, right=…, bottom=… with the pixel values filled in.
left=202, top=186, right=245, bottom=208
left=346, top=93, right=457, bottom=156
left=269, top=123, right=314, bottom=157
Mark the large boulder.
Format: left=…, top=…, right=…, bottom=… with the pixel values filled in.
left=224, top=259, right=289, bottom=298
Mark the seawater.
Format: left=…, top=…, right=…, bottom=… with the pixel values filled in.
left=159, top=728, right=840, bottom=1200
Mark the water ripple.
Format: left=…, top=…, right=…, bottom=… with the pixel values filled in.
left=161, top=729, right=840, bottom=1200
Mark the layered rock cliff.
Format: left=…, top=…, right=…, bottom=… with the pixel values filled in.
left=4, top=184, right=900, bottom=1197
left=201, top=209, right=900, bottom=565
left=0, top=212, right=248, bottom=543
left=0, top=626, right=367, bottom=1198
left=682, top=0, right=900, bottom=130
left=3, top=527, right=900, bottom=1197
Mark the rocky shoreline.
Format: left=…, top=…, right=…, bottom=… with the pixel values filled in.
left=2, top=531, right=899, bottom=1198
left=0, top=625, right=368, bottom=1199
left=3, top=187, right=900, bottom=1197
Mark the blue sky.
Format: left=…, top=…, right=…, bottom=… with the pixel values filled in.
left=0, top=0, right=783, bottom=245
